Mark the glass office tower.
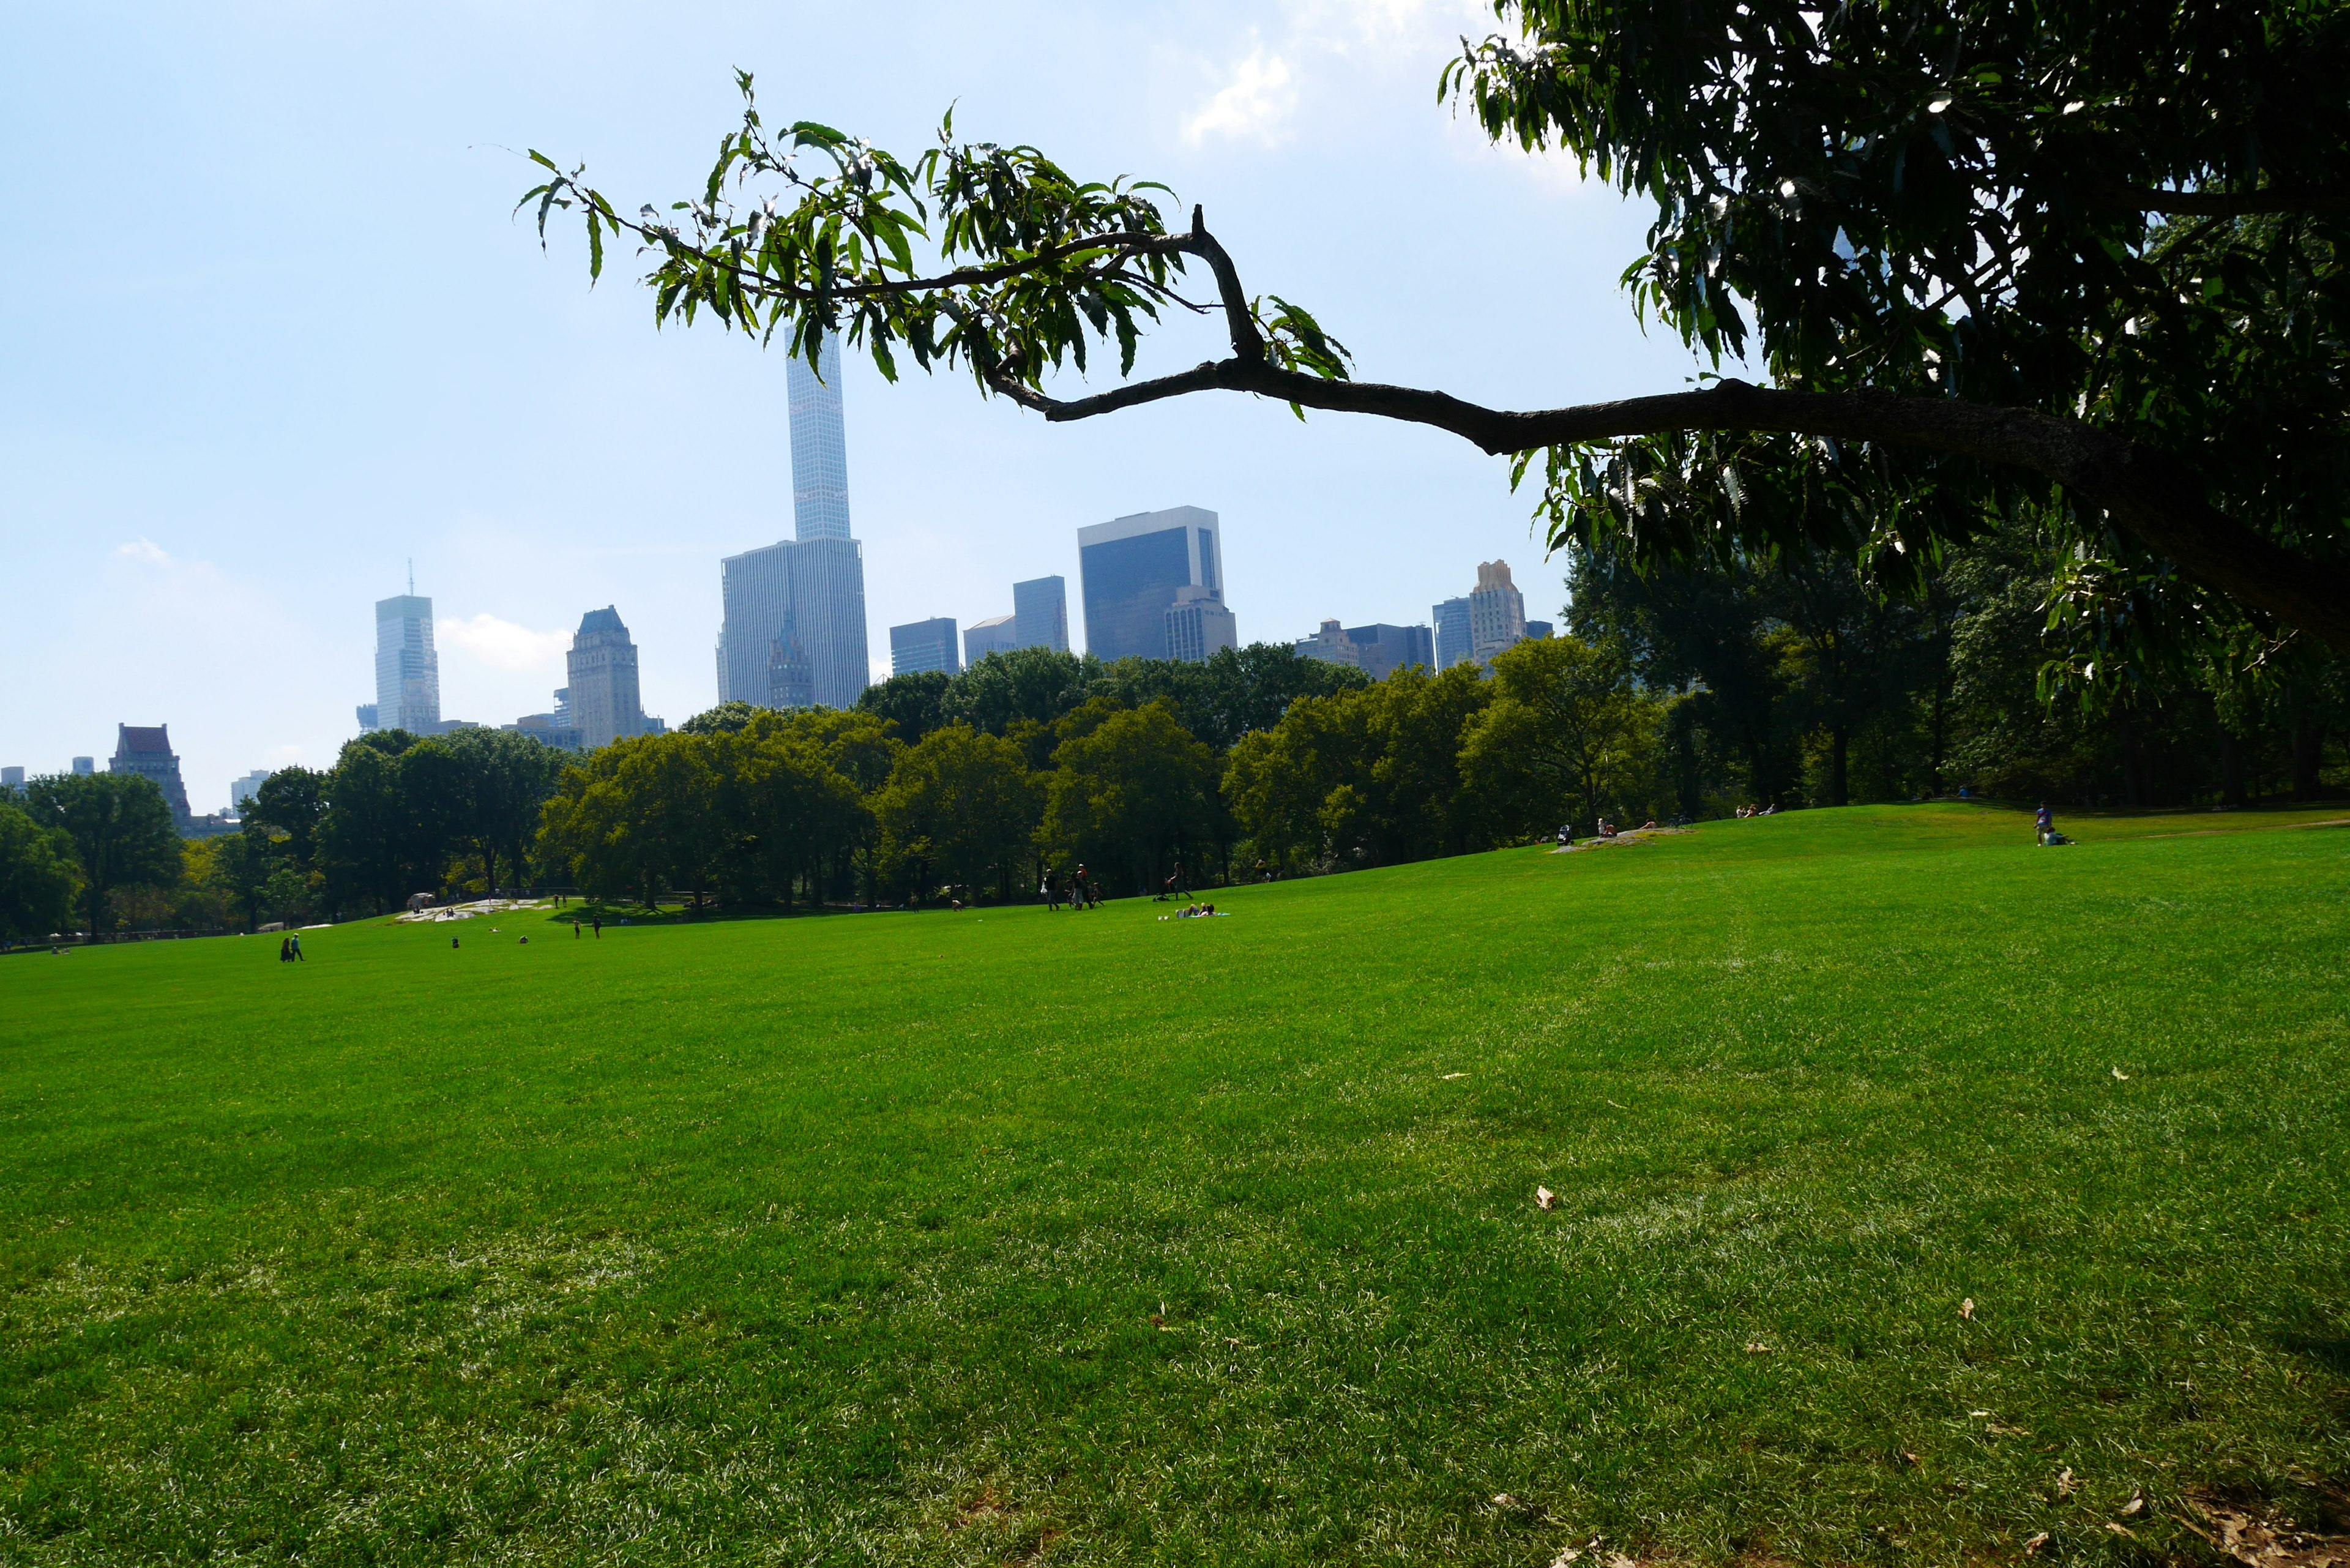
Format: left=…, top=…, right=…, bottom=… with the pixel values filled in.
left=1432, top=596, right=1472, bottom=670
left=375, top=593, right=441, bottom=733
left=1012, top=575, right=1070, bottom=652
left=1077, top=507, right=1229, bottom=662
left=890, top=617, right=960, bottom=676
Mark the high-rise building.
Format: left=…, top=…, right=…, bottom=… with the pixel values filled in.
left=963, top=614, right=1018, bottom=666
left=1350, top=623, right=1436, bottom=681
left=1524, top=619, right=1554, bottom=641
left=1298, top=621, right=1435, bottom=682
left=110, top=725, right=192, bottom=828
left=566, top=607, right=662, bottom=749
left=354, top=704, right=379, bottom=733
left=1013, top=575, right=1070, bottom=652
left=1078, top=506, right=1230, bottom=662
left=1296, top=619, right=1361, bottom=671
left=1, top=766, right=23, bottom=791
left=890, top=617, right=960, bottom=676
left=229, top=769, right=272, bottom=812
left=788, top=337, right=854, bottom=543
left=1433, top=597, right=1472, bottom=670
left=714, top=338, right=872, bottom=710
left=1165, top=585, right=1238, bottom=663
left=1469, top=560, right=1529, bottom=662
left=374, top=592, right=440, bottom=734
left=71, top=756, right=94, bottom=775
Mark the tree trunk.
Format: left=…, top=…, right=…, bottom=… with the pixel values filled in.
left=1830, top=727, right=1850, bottom=808
left=2218, top=728, right=2248, bottom=808
left=2289, top=686, right=2326, bottom=801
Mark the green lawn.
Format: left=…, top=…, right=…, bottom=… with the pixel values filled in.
left=2, top=803, right=2346, bottom=1566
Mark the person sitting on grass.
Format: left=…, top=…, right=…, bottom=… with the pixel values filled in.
left=2035, top=804, right=2072, bottom=846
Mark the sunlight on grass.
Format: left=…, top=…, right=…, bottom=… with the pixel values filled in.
left=2, top=804, right=2345, bottom=1564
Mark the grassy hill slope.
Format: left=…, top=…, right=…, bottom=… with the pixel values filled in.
left=2, top=804, right=2346, bottom=1565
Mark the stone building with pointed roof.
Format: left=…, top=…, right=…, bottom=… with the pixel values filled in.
left=110, top=724, right=192, bottom=827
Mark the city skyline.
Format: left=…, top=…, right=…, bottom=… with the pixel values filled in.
left=1, top=0, right=1693, bottom=809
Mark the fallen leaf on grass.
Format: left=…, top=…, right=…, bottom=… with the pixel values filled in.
left=1537, top=1187, right=1557, bottom=1210
left=1548, top=1550, right=1580, bottom=1567
left=1745, top=1342, right=1773, bottom=1354
left=2113, top=1066, right=2131, bottom=1080
left=1990, top=1424, right=2034, bottom=1436
left=2056, top=1468, right=2076, bottom=1497
left=2122, top=1491, right=2144, bottom=1516
left=1899, top=1450, right=1923, bottom=1469
left=2180, top=1488, right=2350, bottom=1566
left=1960, top=1297, right=1977, bottom=1320
left=1442, top=1072, right=1467, bottom=1080
left=2023, top=1531, right=2050, bottom=1555
left=2108, top=1522, right=2136, bottom=1537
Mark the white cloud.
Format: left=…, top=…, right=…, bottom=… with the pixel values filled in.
left=436, top=613, right=569, bottom=672
left=1180, top=0, right=1493, bottom=147
left=1184, top=46, right=1298, bottom=145
left=113, top=537, right=176, bottom=567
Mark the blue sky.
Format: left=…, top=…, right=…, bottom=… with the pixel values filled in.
left=1, top=0, right=1713, bottom=810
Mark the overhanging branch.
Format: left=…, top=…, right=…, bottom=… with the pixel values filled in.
left=1008, top=360, right=2350, bottom=652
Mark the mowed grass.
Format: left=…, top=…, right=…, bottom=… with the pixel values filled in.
left=2, top=804, right=2347, bottom=1566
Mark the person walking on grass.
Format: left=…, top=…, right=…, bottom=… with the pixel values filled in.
left=278, top=936, right=291, bottom=963
left=573, top=919, right=581, bottom=938
left=1042, top=868, right=1061, bottom=911
left=592, top=916, right=602, bottom=939
left=289, top=933, right=304, bottom=962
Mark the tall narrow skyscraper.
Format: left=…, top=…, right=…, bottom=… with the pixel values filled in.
left=788, top=338, right=853, bottom=542
left=375, top=592, right=440, bottom=734
left=716, top=338, right=872, bottom=709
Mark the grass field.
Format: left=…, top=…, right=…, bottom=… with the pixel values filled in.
left=2, top=802, right=2346, bottom=1566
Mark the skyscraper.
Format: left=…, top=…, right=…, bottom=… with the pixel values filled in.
left=1297, top=621, right=1434, bottom=682
left=229, top=769, right=272, bottom=812
left=1165, top=585, right=1239, bottom=663
left=890, top=617, right=960, bottom=676
left=1, top=767, right=23, bottom=792
left=1433, top=597, right=1472, bottom=670
left=71, top=756, right=94, bottom=775
left=963, top=614, right=1018, bottom=666
left=375, top=592, right=441, bottom=734
left=714, top=337, right=872, bottom=710
left=110, top=724, right=192, bottom=828
left=1012, top=575, right=1070, bottom=652
left=789, top=338, right=853, bottom=543
left=1468, top=560, right=1529, bottom=662
left=566, top=607, right=657, bottom=749
left=1078, top=506, right=1231, bottom=662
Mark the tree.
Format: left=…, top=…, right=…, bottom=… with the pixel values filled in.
left=316, top=738, right=424, bottom=913
left=681, top=700, right=763, bottom=736
left=1461, top=637, right=1661, bottom=834
left=209, top=827, right=290, bottom=933
left=433, top=728, right=564, bottom=895
left=1042, top=703, right=1217, bottom=897
left=0, top=799, right=79, bottom=943
left=856, top=670, right=953, bottom=748
left=526, top=20, right=2350, bottom=654
left=873, top=724, right=1039, bottom=903
left=537, top=734, right=723, bottom=909
left=241, top=767, right=329, bottom=873
left=718, top=711, right=870, bottom=908
left=942, top=646, right=1094, bottom=736
left=21, top=773, right=182, bottom=938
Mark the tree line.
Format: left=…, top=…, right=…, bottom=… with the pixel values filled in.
left=6, top=559, right=2343, bottom=943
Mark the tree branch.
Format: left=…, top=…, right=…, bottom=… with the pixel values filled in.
left=2120, top=181, right=2350, bottom=217
left=1187, top=206, right=1266, bottom=362
left=1012, top=362, right=2350, bottom=652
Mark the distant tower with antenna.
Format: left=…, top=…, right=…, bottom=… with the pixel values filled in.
left=373, top=566, right=440, bottom=734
